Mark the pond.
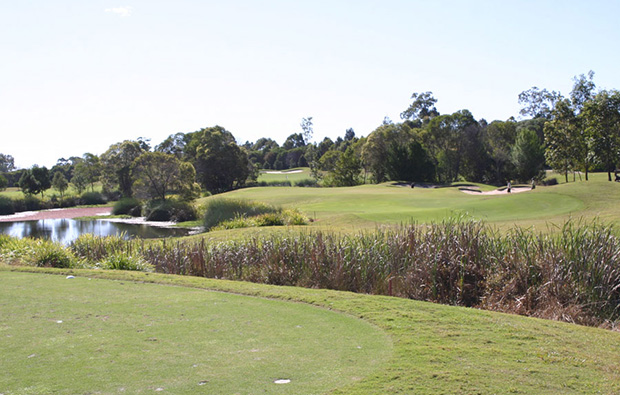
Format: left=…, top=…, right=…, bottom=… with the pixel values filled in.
left=0, top=218, right=194, bottom=245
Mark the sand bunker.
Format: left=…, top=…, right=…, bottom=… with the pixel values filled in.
left=460, top=186, right=533, bottom=195
left=264, top=170, right=303, bottom=174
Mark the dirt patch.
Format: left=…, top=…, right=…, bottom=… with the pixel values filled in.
left=0, top=206, right=112, bottom=222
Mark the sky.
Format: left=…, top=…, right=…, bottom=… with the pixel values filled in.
left=2, top=0, right=620, bottom=169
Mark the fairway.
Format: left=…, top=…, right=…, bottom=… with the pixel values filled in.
left=0, top=272, right=390, bottom=394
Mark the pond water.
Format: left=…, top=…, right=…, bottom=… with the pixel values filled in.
left=0, top=218, right=193, bottom=245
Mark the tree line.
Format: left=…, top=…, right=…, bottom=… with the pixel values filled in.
left=1, top=70, right=619, bottom=198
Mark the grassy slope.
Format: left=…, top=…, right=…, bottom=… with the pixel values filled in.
left=4, top=267, right=620, bottom=394
left=0, top=270, right=390, bottom=395
left=194, top=172, right=620, bottom=239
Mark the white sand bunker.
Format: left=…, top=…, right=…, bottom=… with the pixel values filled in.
left=264, top=170, right=303, bottom=174
left=460, top=186, right=533, bottom=195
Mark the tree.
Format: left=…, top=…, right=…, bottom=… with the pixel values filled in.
left=483, top=120, right=517, bottom=184
left=300, top=117, right=313, bottom=144
left=511, top=129, right=545, bottom=182
left=544, top=99, right=579, bottom=182
left=132, top=152, right=198, bottom=201
left=583, top=90, right=620, bottom=181
left=327, top=146, right=361, bottom=186
left=282, top=133, right=305, bottom=150
left=71, top=171, right=89, bottom=194
left=400, top=92, right=439, bottom=125
left=156, top=132, right=187, bottom=159
left=187, top=126, right=253, bottom=193
left=0, top=174, right=7, bottom=191
left=385, top=140, right=435, bottom=182
left=518, top=87, right=562, bottom=119
left=100, top=140, right=145, bottom=197
left=0, top=154, right=15, bottom=173
left=52, top=172, right=69, bottom=198
left=19, top=166, right=51, bottom=197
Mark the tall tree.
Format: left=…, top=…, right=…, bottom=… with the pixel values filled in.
left=132, top=152, right=198, bottom=201
left=583, top=90, right=620, bottom=181
left=19, top=166, right=51, bottom=197
left=328, top=146, right=361, bottom=187
left=385, top=140, right=435, bottom=182
left=511, top=129, right=545, bottom=182
left=100, top=140, right=145, bottom=197
left=518, top=87, right=562, bottom=119
left=0, top=154, right=15, bottom=173
left=400, top=92, right=439, bottom=126
left=52, top=172, right=69, bottom=198
left=187, top=126, right=253, bottom=193
left=483, top=120, right=517, bottom=184
left=544, top=99, right=578, bottom=182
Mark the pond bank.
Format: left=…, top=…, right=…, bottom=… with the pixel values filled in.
left=0, top=206, right=112, bottom=222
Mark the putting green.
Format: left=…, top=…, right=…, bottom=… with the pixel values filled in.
left=0, top=272, right=391, bottom=394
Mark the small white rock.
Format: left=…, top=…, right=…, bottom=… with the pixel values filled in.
left=56, top=320, right=63, bottom=324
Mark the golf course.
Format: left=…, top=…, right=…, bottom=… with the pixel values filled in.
left=3, top=172, right=620, bottom=393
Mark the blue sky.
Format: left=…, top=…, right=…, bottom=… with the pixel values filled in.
left=2, top=0, right=620, bottom=168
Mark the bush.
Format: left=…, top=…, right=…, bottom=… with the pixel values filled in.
left=113, top=198, right=142, bottom=217
left=34, top=241, right=77, bottom=268
left=295, top=179, right=319, bottom=187
left=24, top=196, right=45, bottom=211
left=71, top=233, right=127, bottom=262
left=100, top=252, right=153, bottom=272
left=60, top=196, right=78, bottom=208
left=0, top=196, right=15, bottom=215
left=212, top=208, right=308, bottom=230
left=80, top=192, right=106, bottom=205
left=203, top=198, right=281, bottom=230
left=541, top=178, right=559, bottom=186
left=144, top=200, right=197, bottom=222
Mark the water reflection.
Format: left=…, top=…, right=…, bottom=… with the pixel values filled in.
left=0, top=218, right=192, bottom=245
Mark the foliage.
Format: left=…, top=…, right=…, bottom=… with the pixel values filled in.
left=0, top=237, right=78, bottom=268
left=99, top=252, right=153, bottom=272
left=18, top=166, right=51, bottom=197
left=583, top=89, right=620, bottom=181
left=400, top=91, right=439, bottom=125
left=325, top=146, right=361, bottom=186
left=132, top=151, right=198, bottom=201
left=511, top=128, right=545, bottom=182
left=202, top=198, right=280, bottom=230
left=51, top=172, right=69, bottom=198
left=483, top=120, right=517, bottom=184
left=0, top=153, right=15, bottom=173
left=518, top=86, right=563, bottom=119
left=0, top=195, right=15, bottom=215
left=0, top=174, right=7, bottom=191
left=112, top=197, right=142, bottom=216
left=187, top=126, right=253, bottom=194
left=100, top=140, right=145, bottom=197
left=385, top=140, right=435, bottom=182
left=33, top=241, right=78, bottom=268
left=143, top=199, right=197, bottom=222
left=80, top=191, right=106, bottom=205
left=212, top=209, right=308, bottom=230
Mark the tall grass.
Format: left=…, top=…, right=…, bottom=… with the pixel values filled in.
left=202, top=198, right=281, bottom=230
left=3, top=219, right=620, bottom=327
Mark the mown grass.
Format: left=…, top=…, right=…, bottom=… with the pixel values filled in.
left=196, top=172, right=620, bottom=234
left=3, top=267, right=620, bottom=394
left=0, top=270, right=389, bottom=395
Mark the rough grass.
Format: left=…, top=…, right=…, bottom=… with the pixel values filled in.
left=3, top=267, right=620, bottom=394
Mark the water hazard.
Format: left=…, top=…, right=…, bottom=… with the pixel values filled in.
left=0, top=218, right=193, bottom=245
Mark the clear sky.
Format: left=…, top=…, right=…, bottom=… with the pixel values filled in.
left=2, top=0, right=620, bottom=169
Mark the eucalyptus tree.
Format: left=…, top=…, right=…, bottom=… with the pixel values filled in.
left=100, top=140, right=145, bottom=197
left=583, top=90, right=620, bottom=181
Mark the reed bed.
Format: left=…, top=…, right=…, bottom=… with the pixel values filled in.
left=4, top=219, right=620, bottom=327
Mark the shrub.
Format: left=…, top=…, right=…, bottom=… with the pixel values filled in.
left=100, top=252, right=153, bottom=272
left=203, top=198, right=280, bottom=229
left=0, top=196, right=15, bottom=215
left=60, top=196, right=78, bottom=208
left=144, top=200, right=197, bottom=222
left=81, top=191, right=106, bottom=205
left=34, top=241, right=77, bottom=268
left=71, top=233, right=128, bottom=262
left=541, top=178, right=559, bottom=186
left=113, top=198, right=142, bottom=217
left=295, top=179, right=319, bottom=187
left=24, top=196, right=45, bottom=211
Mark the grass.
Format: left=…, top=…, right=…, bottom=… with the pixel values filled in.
left=195, top=172, right=620, bottom=235
left=3, top=267, right=620, bottom=394
left=257, top=167, right=313, bottom=184
left=0, top=270, right=390, bottom=395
